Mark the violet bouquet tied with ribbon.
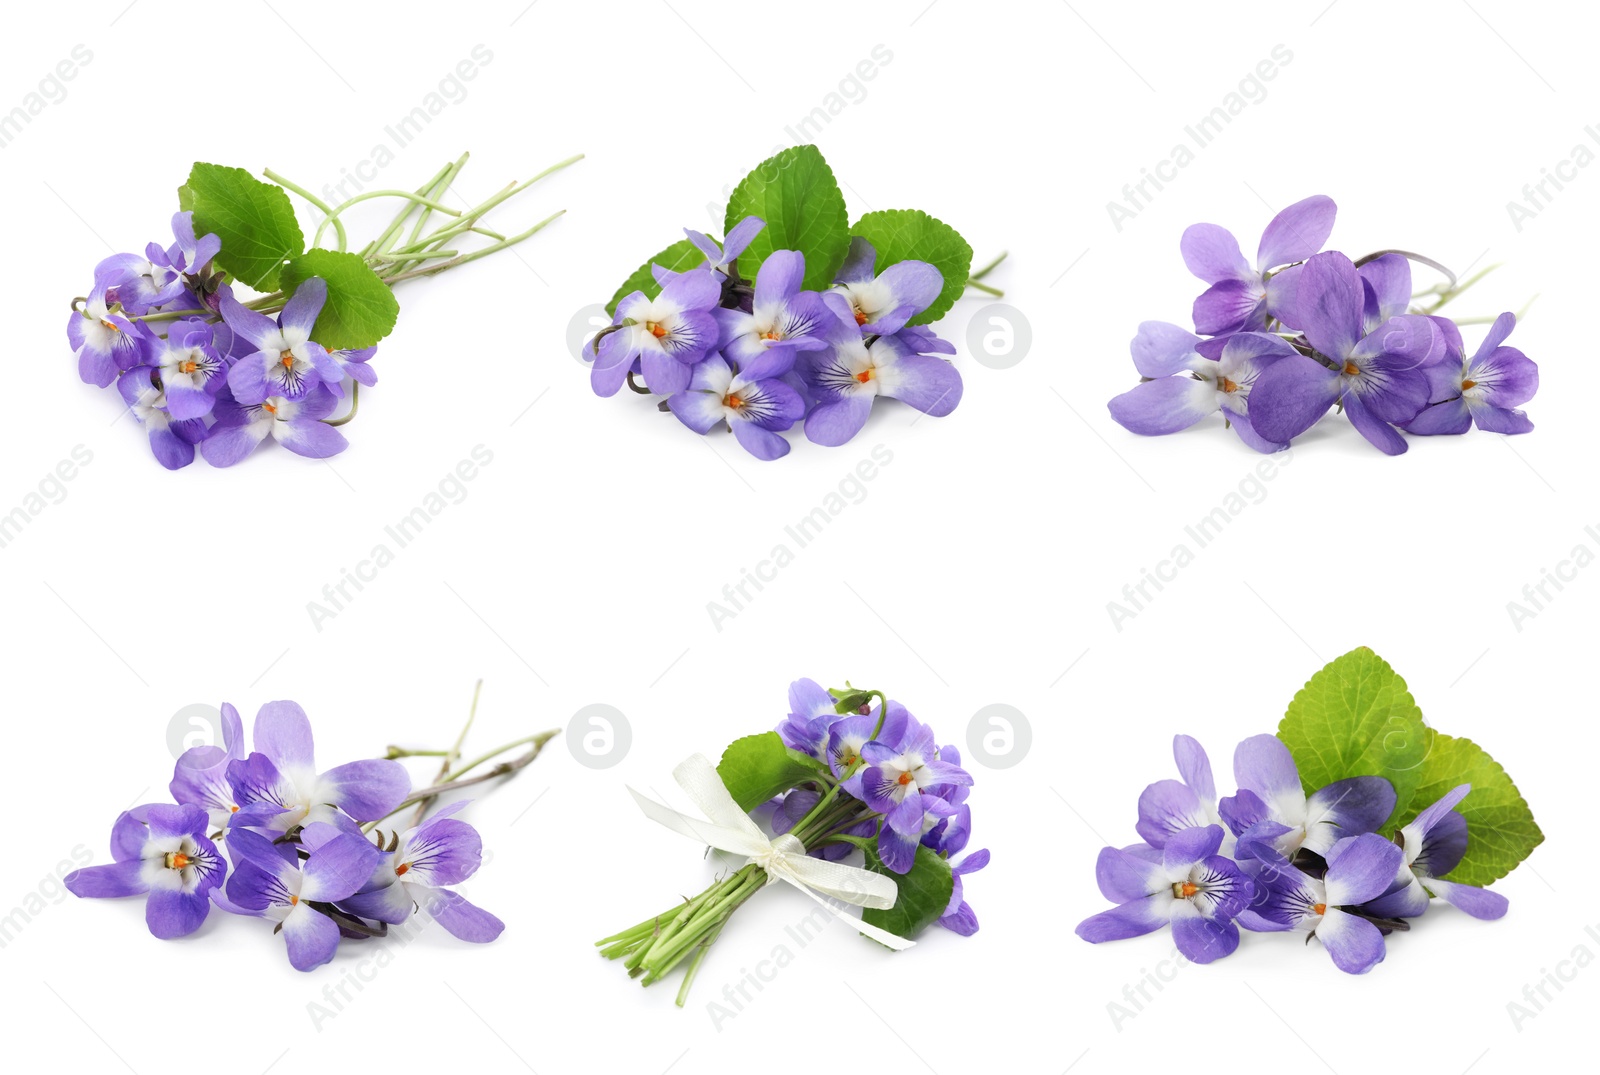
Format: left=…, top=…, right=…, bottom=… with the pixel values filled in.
left=583, top=146, right=1006, bottom=459
left=65, top=683, right=556, bottom=970
left=68, top=152, right=581, bottom=468
left=1076, top=648, right=1542, bottom=973
left=1108, top=195, right=1540, bottom=455
left=597, top=679, right=988, bottom=1004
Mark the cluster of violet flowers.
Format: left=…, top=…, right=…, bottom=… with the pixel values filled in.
left=1108, top=195, right=1539, bottom=456
left=597, top=679, right=987, bottom=1003
left=773, top=678, right=988, bottom=926
left=68, top=213, right=371, bottom=470
left=65, top=700, right=542, bottom=970
left=1076, top=734, right=1507, bottom=973
left=585, top=221, right=964, bottom=460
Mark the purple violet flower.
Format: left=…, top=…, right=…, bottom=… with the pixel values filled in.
left=1109, top=328, right=1296, bottom=452
left=801, top=297, right=962, bottom=446
left=859, top=722, right=973, bottom=874
left=220, top=277, right=342, bottom=404
left=714, top=250, right=835, bottom=379
left=65, top=803, right=226, bottom=939
left=1358, top=784, right=1509, bottom=921
left=335, top=805, right=506, bottom=942
left=588, top=268, right=722, bottom=397
left=69, top=279, right=144, bottom=388
left=939, top=847, right=990, bottom=936
left=1405, top=311, right=1538, bottom=436
left=170, top=702, right=248, bottom=833
left=1076, top=824, right=1254, bottom=964
left=1135, top=734, right=1229, bottom=850
left=1254, top=831, right=1404, bottom=974
left=225, top=701, right=410, bottom=835
left=1248, top=251, right=1446, bottom=455
left=224, top=827, right=380, bottom=971
left=1220, top=734, right=1396, bottom=861
left=1180, top=195, right=1336, bottom=335
left=829, top=238, right=946, bottom=336
left=200, top=385, right=348, bottom=467
left=666, top=353, right=805, bottom=460
left=675, top=216, right=766, bottom=281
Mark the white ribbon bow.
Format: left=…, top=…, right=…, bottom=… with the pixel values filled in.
left=629, top=753, right=915, bottom=951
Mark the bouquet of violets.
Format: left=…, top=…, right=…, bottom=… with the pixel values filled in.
left=583, top=145, right=1005, bottom=460
left=1077, top=648, right=1542, bottom=974
left=66, top=684, right=556, bottom=970
left=1108, top=195, right=1540, bottom=455
left=598, top=679, right=988, bottom=1004
left=68, top=152, right=580, bottom=468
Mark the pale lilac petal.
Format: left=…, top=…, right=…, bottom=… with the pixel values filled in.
left=1130, top=321, right=1202, bottom=379
left=1108, top=377, right=1215, bottom=436
left=1180, top=223, right=1252, bottom=284
left=65, top=860, right=147, bottom=899
left=1257, top=195, right=1336, bottom=270
left=280, top=277, right=327, bottom=339
left=1315, top=907, right=1386, bottom=974
left=1076, top=895, right=1172, bottom=942
left=1422, top=877, right=1509, bottom=920
left=253, top=701, right=315, bottom=772
left=1324, top=833, right=1406, bottom=906
left=416, top=885, right=505, bottom=942
left=316, top=759, right=409, bottom=822
left=281, top=902, right=341, bottom=971
left=804, top=395, right=873, bottom=446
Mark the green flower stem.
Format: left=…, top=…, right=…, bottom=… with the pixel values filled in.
left=970, top=250, right=1008, bottom=281
left=311, top=189, right=462, bottom=249
left=443, top=731, right=557, bottom=781
left=675, top=916, right=728, bottom=1007
left=262, top=169, right=347, bottom=253
left=323, top=382, right=360, bottom=427
left=404, top=152, right=470, bottom=251
left=361, top=726, right=557, bottom=832
left=379, top=210, right=566, bottom=286
left=362, top=157, right=459, bottom=258
left=964, top=279, right=1004, bottom=297
left=407, top=679, right=482, bottom=826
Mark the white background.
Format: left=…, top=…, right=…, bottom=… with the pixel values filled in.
left=2, top=1, right=1594, bottom=1072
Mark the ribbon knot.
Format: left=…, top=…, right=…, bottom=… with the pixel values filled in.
left=628, top=753, right=914, bottom=951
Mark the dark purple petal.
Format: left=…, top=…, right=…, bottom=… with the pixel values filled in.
left=1076, top=895, right=1170, bottom=943
left=1180, top=223, right=1252, bottom=284
left=1135, top=780, right=1207, bottom=848
left=1472, top=347, right=1539, bottom=408
left=1246, top=354, right=1340, bottom=443
left=1324, top=833, right=1406, bottom=906
left=1257, top=195, right=1336, bottom=270
left=317, top=759, right=409, bottom=822
left=1296, top=251, right=1364, bottom=361
left=301, top=833, right=383, bottom=903
left=1171, top=909, right=1240, bottom=964
left=404, top=818, right=483, bottom=886
left=1107, top=377, right=1215, bottom=436
left=1191, top=279, right=1264, bottom=336
left=1358, top=253, right=1411, bottom=328
left=1422, top=877, right=1508, bottom=919
left=1343, top=391, right=1408, bottom=455
left=803, top=395, right=873, bottom=447
left=1315, top=907, right=1386, bottom=974
left=281, top=902, right=341, bottom=970
left=145, top=887, right=211, bottom=939
left=416, top=885, right=505, bottom=942
left=1304, top=775, right=1396, bottom=848
left=65, top=860, right=147, bottom=899
left=1130, top=321, right=1202, bottom=379
left=1404, top=397, right=1472, bottom=436
left=1163, top=824, right=1223, bottom=871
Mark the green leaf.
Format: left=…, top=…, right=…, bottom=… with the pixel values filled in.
left=279, top=250, right=399, bottom=351
left=186, top=163, right=305, bottom=291
left=1276, top=647, right=1429, bottom=829
left=859, top=844, right=954, bottom=942
left=850, top=209, right=973, bottom=326
left=605, top=237, right=708, bottom=317
left=1408, top=733, right=1543, bottom=886
left=716, top=732, right=821, bottom=813
left=725, top=145, right=849, bottom=291
left=177, top=183, right=195, bottom=213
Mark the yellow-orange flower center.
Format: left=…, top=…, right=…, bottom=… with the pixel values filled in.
left=1343, top=361, right=1360, bottom=376
left=761, top=330, right=781, bottom=341
left=1461, top=378, right=1477, bottom=390
left=164, top=852, right=191, bottom=870
left=1220, top=377, right=1239, bottom=393
left=1312, top=902, right=1326, bottom=915
left=726, top=394, right=745, bottom=410
left=853, top=309, right=868, bottom=326
left=855, top=370, right=874, bottom=384
left=262, top=401, right=278, bottom=415
left=280, top=350, right=296, bottom=369
left=101, top=318, right=121, bottom=333
left=647, top=321, right=668, bottom=339
left=897, top=771, right=914, bottom=786
left=395, top=863, right=410, bottom=876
